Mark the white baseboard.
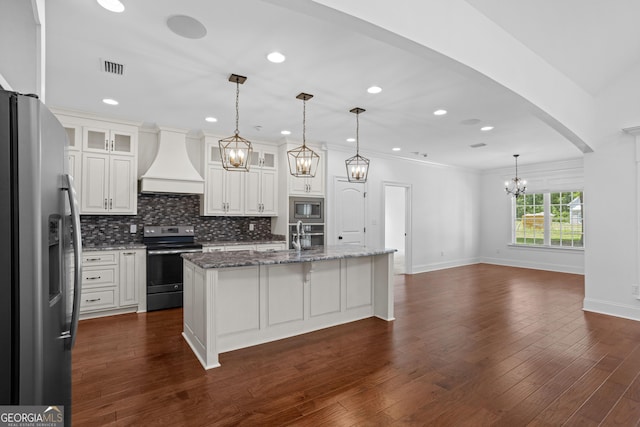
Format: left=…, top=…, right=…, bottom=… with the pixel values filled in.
left=479, top=256, right=584, bottom=275
left=583, top=298, right=640, bottom=322
left=411, top=257, right=480, bottom=274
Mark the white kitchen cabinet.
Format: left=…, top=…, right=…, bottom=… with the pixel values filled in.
left=225, top=244, right=256, bottom=251
left=254, top=243, right=286, bottom=252
left=80, top=251, right=119, bottom=314
left=202, top=164, right=244, bottom=216
left=201, top=138, right=278, bottom=217
left=203, top=245, right=225, bottom=253
left=249, top=146, right=277, bottom=170
left=54, top=112, right=139, bottom=215
left=81, top=152, right=136, bottom=214
left=119, top=249, right=145, bottom=307
left=247, top=144, right=278, bottom=216
left=245, top=168, right=277, bottom=216
left=81, top=249, right=146, bottom=318
left=82, top=126, right=136, bottom=156
left=202, top=242, right=286, bottom=252
left=288, top=147, right=324, bottom=196
left=61, top=123, right=82, bottom=198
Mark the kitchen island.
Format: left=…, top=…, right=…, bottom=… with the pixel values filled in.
left=181, top=246, right=395, bottom=369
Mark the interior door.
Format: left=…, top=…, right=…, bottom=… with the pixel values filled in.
left=335, top=179, right=366, bottom=245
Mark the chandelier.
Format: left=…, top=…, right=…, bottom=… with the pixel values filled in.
left=505, top=154, right=526, bottom=197
left=287, top=93, right=320, bottom=177
left=345, top=107, right=370, bottom=183
left=219, top=74, right=253, bottom=172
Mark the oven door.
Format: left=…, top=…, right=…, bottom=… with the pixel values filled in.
left=146, top=247, right=201, bottom=311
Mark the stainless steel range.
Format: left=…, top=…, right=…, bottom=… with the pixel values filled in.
left=144, top=225, right=202, bottom=311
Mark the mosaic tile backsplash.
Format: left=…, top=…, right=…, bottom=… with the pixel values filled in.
left=81, top=193, right=278, bottom=246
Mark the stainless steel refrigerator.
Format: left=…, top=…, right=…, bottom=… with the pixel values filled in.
left=0, top=89, right=82, bottom=426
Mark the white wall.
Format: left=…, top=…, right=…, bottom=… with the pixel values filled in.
left=0, top=0, right=40, bottom=94
left=325, top=147, right=481, bottom=273
left=479, top=159, right=584, bottom=274
left=582, top=61, right=640, bottom=321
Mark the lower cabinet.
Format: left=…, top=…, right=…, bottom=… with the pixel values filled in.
left=80, top=249, right=146, bottom=318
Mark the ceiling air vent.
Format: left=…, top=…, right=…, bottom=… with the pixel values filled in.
left=101, top=59, right=125, bottom=76
left=470, top=143, right=487, bottom=148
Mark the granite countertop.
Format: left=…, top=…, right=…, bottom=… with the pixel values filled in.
left=182, top=245, right=396, bottom=269
left=199, top=240, right=286, bottom=246
left=83, top=243, right=147, bottom=252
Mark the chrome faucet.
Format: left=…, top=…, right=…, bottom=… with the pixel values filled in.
left=292, top=220, right=304, bottom=251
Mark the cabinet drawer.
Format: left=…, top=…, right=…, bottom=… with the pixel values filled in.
left=225, top=244, right=256, bottom=252
left=82, top=267, right=117, bottom=288
left=203, top=246, right=225, bottom=253
left=255, top=243, right=286, bottom=252
left=83, top=252, right=117, bottom=265
left=80, top=288, right=117, bottom=312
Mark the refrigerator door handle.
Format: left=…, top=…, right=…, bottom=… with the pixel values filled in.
left=63, top=174, right=83, bottom=348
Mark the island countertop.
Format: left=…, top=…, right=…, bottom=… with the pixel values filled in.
left=182, top=245, right=396, bottom=269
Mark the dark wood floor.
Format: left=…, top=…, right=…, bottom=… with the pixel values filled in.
left=72, top=264, right=640, bottom=426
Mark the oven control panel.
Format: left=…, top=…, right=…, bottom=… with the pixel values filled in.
left=144, top=225, right=195, bottom=237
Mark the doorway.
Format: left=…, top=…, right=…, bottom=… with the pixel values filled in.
left=384, top=183, right=411, bottom=274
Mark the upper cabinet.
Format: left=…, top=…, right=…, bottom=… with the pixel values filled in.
left=54, top=111, right=139, bottom=215
left=245, top=145, right=278, bottom=216
left=83, top=127, right=136, bottom=156
left=61, top=123, right=82, bottom=197
left=201, top=138, right=278, bottom=217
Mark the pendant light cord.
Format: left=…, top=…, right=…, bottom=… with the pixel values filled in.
left=356, top=111, right=360, bottom=155
left=234, top=81, right=240, bottom=136
left=302, top=99, right=307, bottom=147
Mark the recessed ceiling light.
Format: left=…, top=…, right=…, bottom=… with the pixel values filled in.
left=281, top=130, right=291, bottom=135
left=205, top=117, right=217, bottom=123
left=97, top=0, right=124, bottom=13
left=102, top=98, right=119, bottom=105
left=433, top=109, right=447, bottom=116
left=392, top=147, right=401, bottom=151
left=367, top=86, right=382, bottom=94
left=481, top=126, right=494, bottom=131
left=267, top=52, right=286, bottom=63
left=346, top=138, right=356, bottom=142
left=167, top=15, right=207, bottom=39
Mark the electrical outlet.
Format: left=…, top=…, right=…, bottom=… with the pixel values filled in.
left=249, top=223, right=254, bottom=231
left=129, top=224, right=137, bottom=234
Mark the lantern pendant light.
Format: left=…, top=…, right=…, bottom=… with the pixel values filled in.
left=287, top=93, right=320, bottom=177
left=505, top=154, right=527, bottom=197
left=345, top=107, right=370, bottom=183
left=219, top=74, right=253, bottom=172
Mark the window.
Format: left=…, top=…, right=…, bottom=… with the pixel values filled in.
left=513, top=191, right=584, bottom=248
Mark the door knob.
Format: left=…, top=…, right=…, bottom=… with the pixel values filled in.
left=338, top=236, right=343, bottom=240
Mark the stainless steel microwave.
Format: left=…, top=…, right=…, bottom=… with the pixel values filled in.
left=289, top=197, right=324, bottom=223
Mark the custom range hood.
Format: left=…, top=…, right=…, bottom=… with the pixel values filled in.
left=140, top=128, right=204, bottom=194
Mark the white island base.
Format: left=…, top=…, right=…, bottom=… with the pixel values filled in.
left=182, top=249, right=394, bottom=369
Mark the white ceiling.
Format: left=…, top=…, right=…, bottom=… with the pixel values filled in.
left=45, top=0, right=624, bottom=170
left=466, top=0, right=640, bottom=97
